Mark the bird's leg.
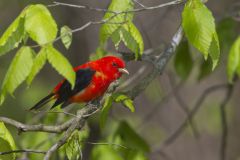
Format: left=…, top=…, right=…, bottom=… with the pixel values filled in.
left=83, top=80, right=120, bottom=117
left=83, top=100, right=101, bottom=118
left=85, top=97, right=101, bottom=108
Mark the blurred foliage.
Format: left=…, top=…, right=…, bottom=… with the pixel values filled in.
left=195, top=102, right=233, bottom=135
left=227, top=36, right=240, bottom=83
left=174, top=40, right=193, bottom=80
left=100, top=93, right=135, bottom=129
left=144, top=79, right=163, bottom=104
left=198, top=58, right=213, bottom=80
left=0, top=122, right=16, bottom=160
left=21, top=132, right=53, bottom=160
left=217, top=18, right=238, bottom=53
left=91, top=121, right=149, bottom=160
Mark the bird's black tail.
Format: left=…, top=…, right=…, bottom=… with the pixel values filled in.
left=29, top=93, right=55, bottom=111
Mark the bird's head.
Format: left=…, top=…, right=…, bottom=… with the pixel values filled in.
left=96, top=56, right=129, bottom=80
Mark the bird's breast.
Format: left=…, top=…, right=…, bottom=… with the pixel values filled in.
left=70, top=71, right=113, bottom=103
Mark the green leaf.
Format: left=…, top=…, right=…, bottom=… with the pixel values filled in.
left=111, top=27, right=123, bottom=49
left=27, top=48, right=47, bottom=85
left=0, top=46, right=34, bottom=105
left=127, top=151, right=148, bottom=160
left=121, top=23, right=144, bottom=59
left=0, top=95, right=5, bottom=106
left=174, top=40, right=193, bottom=80
left=25, top=4, right=57, bottom=45
left=198, top=58, right=212, bottom=80
left=0, top=14, right=25, bottom=56
left=227, top=37, right=240, bottom=83
left=90, top=145, right=124, bottom=160
left=114, top=94, right=135, bottom=112
left=46, top=45, right=76, bottom=87
left=209, top=33, right=220, bottom=69
left=64, top=130, right=89, bottom=160
left=0, top=122, right=16, bottom=160
left=21, top=132, right=57, bottom=160
left=182, top=0, right=214, bottom=58
left=217, top=18, right=237, bottom=53
left=113, top=121, right=149, bottom=153
left=99, top=0, right=134, bottom=45
left=182, top=0, right=220, bottom=69
left=100, top=95, right=114, bottom=129
left=61, top=26, right=72, bottom=49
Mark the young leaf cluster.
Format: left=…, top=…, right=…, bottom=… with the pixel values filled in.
left=175, top=16, right=239, bottom=81
left=182, top=0, right=220, bottom=69
left=174, top=0, right=222, bottom=81
left=63, top=129, right=89, bottom=160
left=99, top=0, right=144, bottom=59
left=0, top=4, right=75, bottom=105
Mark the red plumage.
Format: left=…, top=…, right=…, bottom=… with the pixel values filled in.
left=29, top=56, right=128, bottom=110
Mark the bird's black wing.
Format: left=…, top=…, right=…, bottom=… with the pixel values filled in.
left=51, top=68, right=96, bottom=109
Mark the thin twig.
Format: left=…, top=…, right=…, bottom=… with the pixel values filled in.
left=53, top=0, right=183, bottom=13
left=220, top=84, right=233, bottom=160
left=133, top=0, right=147, bottom=8
left=129, top=0, right=183, bottom=13
left=0, top=116, right=74, bottom=133
left=52, top=1, right=117, bottom=13
left=86, top=142, right=128, bottom=149
left=0, top=149, right=46, bottom=155
left=30, top=14, right=127, bottom=48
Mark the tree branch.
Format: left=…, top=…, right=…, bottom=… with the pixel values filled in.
left=220, top=84, right=234, bottom=160
left=0, top=116, right=74, bottom=133
left=51, top=1, right=116, bottom=13
left=125, top=27, right=183, bottom=98
left=44, top=103, right=102, bottom=159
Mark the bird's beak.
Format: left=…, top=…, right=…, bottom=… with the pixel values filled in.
left=118, top=68, right=129, bottom=75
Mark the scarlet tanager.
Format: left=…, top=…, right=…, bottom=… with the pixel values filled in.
left=29, top=56, right=129, bottom=110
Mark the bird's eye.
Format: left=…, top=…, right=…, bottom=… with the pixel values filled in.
left=112, top=62, right=118, bottom=67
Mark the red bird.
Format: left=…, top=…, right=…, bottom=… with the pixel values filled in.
left=29, top=56, right=129, bottom=110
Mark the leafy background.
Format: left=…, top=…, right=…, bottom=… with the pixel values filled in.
left=0, top=0, right=240, bottom=160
